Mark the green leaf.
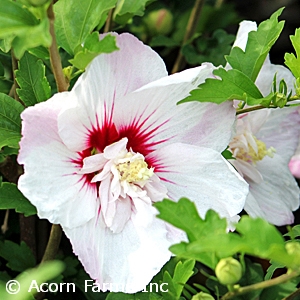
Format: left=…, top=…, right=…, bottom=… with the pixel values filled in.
left=155, top=198, right=227, bottom=242
left=0, top=1, right=51, bottom=58
left=284, top=28, right=300, bottom=78
left=0, top=260, right=64, bottom=300
left=221, top=148, right=235, bottom=160
left=234, top=259, right=264, bottom=300
left=150, top=36, right=180, bottom=48
left=15, top=52, right=51, bottom=106
left=226, top=8, right=284, bottom=81
left=114, top=0, right=151, bottom=25
left=72, top=269, right=108, bottom=300
left=284, top=225, right=300, bottom=239
left=0, top=182, right=37, bottom=216
left=155, top=198, right=300, bottom=271
left=265, top=261, right=285, bottom=280
left=182, top=29, right=235, bottom=67
left=0, top=241, right=35, bottom=272
left=0, top=93, right=24, bottom=149
left=172, top=259, right=195, bottom=298
left=69, top=33, right=118, bottom=70
left=179, top=68, right=263, bottom=104
left=54, top=0, right=118, bottom=55
left=260, top=279, right=299, bottom=300
left=106, top=292, right=161, bottom=299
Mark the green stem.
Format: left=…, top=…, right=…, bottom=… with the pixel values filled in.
left=41, top=224, right=62, bottom=262
left=221, top=270, right=300, bottom=300
left=103, top=8, right=114, bottom=33
left=38, top=1, right=66, bottom=264
left=236, top=105, right=269, bottom=115
left=215, top=0, right=224, bottom=9
left=47, top=2, right=68, bottom=92
left=171, top=0, right=205, bottom=74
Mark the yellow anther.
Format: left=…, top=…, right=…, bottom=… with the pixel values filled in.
left=116, top=154, right=154, bottom=183
left=234, top=136, right=276, bottom=164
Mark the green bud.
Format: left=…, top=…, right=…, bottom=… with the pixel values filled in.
left=274, top=92, right=287, bottom=108
left=215, top=257, right=242, bottom=285
left=63, top=66, right=73, bottom=83
left=191, top=292, right=215, bottom=300
left=285, top=241, right=300, bottom=255
left=144, top=9, right=173, bottom=36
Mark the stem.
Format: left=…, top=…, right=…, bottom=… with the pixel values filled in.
left=171, top=0, right=205, bottom=74
left=236, top=105, right=268, bottom=115
left=215, top=0, right=224, bottom=9
left=37, top=1, right=66, bottom=264
left=47, top=2, right=68, bottom=92
left=1, top=210, right=9, bottom=234
left=103, top=8, right=114, bottom=33
left=221, top=270, right=300, bottom=300
left=41, top=224, right=62, bottom=262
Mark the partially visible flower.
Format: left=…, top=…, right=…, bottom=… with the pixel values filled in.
left=289, top=140, right=300, bottom=178
left=18, top=33, right=248, bottom=293
left=228, top=21, right=300, bottom=225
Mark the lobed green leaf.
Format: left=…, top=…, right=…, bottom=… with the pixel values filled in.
left=284, top=28, right=300, bottom=79
left=0, top=241, right=35, bottom=272
left=54, top=0, right=118, bottom=55
left=114, top=0, right=151, bottom=25
left=226, top=8, right=284, bottom=81
left=0, top=93, right=24, bottom=149
left=0, top=182, right=37, bottom=216
left=0, top=260, right=64, bottom=300
left=154, top=198, right=227, bottom=242
left=0, top=1, right=51, bottom=58
left=15, top=52, right=51, bottom=106
left=179, top=68, right=263, bottom=104
left=69, top=33, right=118, bottom=70
left=155, top=198, right=300, bottom=270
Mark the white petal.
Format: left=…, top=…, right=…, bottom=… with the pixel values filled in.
left=230, top=159, right=263, bottom=184
left=63, top=214, right=172, bottom=293
left=256, top=57, right=296, bottom=96
left=104, top=138, right=128, bottom=159
left=58, top=33, right=167, bottom=152
left=114, top=64, right=236, bottom=153
left=245, top=155, right=300, bottom=225
left=18, top=94, right=97, bottom=228
left=78, top=153, right=107, bottom=174
left=232, top=21, right=257, bottom=51
left=110, top=196, right=132, bottom=233
left=256, top=108, right=300, bottom=162
left=148, top=143, right=248, bottom=220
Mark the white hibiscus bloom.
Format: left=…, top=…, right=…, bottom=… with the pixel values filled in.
left=228, top=21, right=300, bottom=225
left=18, top=33, right=248, bottom=292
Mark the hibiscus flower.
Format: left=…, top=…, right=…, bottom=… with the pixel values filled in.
left=18, top=33, right=248, bottom=292
left=289, top=140, right=300, bottom=178
left=228, top=21, right=300, bottom=225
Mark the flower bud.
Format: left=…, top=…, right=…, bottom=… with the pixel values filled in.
left=274, top=92, right=287, bottom=108
left=215, top=257, right=242, bottom=285
left=144, top=9, right=173, bottom=36
left=191, top=292, right=215, bottom=300
left=285, top=241, right=300, bottom=256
